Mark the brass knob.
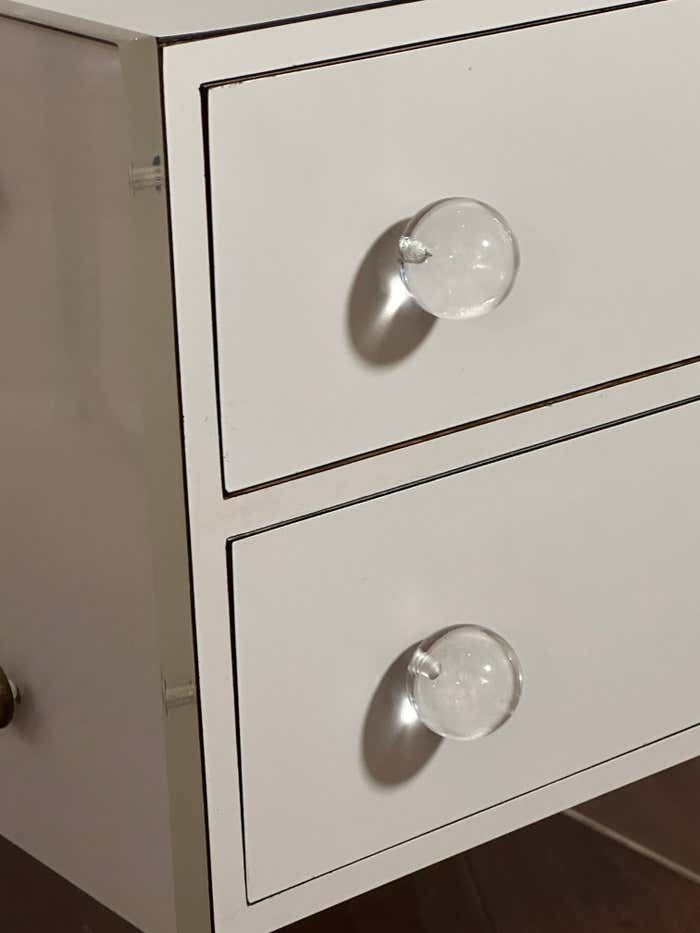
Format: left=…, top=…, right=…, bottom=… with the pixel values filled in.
left=0, top=666, right=20, bottom=728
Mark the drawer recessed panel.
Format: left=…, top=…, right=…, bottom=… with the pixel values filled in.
left=208, top=1, right=700, bottom=491
left=232, top=401, right=700, bottom=901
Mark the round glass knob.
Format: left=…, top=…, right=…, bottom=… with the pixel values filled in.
left=406, top=625, right=522, bottom=740
left=398, top=198, right=519, bottom=320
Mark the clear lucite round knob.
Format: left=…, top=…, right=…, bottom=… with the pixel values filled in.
left=398, top=198, right=519, bottom=320
left=406, top=625, right=522, bottom=740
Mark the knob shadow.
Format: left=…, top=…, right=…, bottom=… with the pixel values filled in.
left=362, top=646, right=441, bottom=787
left=346, top=220, right=436, bottom=366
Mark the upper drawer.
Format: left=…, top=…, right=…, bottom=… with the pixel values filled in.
left=207, top=1, right=700, bottom=492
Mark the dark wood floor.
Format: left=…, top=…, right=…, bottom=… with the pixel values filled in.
left=579, top=757, right=700, bottom=879
left=4, top=760, right=700, bottom=932
left=285, top=809, right=700, bottom=933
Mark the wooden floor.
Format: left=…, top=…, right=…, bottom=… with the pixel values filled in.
left=286, top=810, right=700, bottom=933
left=4, top=760, right=700, bottom=931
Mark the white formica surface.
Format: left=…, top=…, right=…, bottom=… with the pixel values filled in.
left=2, top=0, right=665, bottom=39
left=2, top=0, right=415, bottom=38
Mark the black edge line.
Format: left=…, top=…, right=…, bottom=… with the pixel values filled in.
left=159, top=46, right=217, bottom=933
left=226, top=357, right=700, bottom=498
left=160, top=0, right=423, bottom=46
left=226, top=548, right=252, bottom=905
left=229, top=394, right=700, bottom=542
left=202, top=0, right=669, bottom=88
left=200, top=88, right=230, bottom=499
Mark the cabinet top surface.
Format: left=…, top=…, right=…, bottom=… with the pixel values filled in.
left=3, top=0, right=416, bottom=39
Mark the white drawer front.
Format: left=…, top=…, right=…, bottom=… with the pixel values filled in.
left=208, top=1, right=700, bottom=491
left=231, top=400, right=700, bottom=901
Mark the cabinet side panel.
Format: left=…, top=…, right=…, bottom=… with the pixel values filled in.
left=0, top=20, right=177, bottom=933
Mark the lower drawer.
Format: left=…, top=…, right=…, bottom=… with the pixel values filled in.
left=231, top=399, right=700, bottom=902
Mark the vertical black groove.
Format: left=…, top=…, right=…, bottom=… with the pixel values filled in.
left=226, top=547, right=252, bottom=904
left=200, top=87, right=230, bottom=499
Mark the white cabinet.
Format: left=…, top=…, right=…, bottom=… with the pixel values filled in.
left=3, top=1, right=700, bottom=932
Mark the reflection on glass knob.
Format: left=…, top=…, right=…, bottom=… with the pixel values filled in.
left=406, top=625, right=522, bottom=740
left=398, top=198, right=519, bottom=320
left=0, top=665, right=20, bottom=729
